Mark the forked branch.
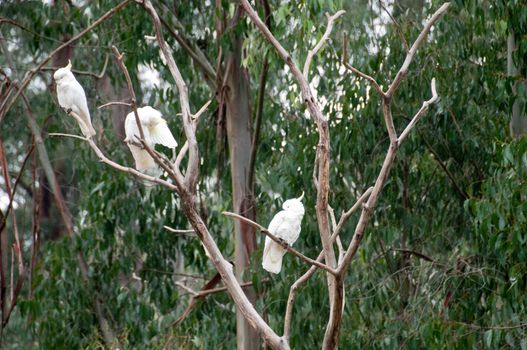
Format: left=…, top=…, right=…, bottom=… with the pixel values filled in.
left=303, top=11, right=346, bottom=79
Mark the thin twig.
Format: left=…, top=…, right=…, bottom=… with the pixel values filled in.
left=50, top=131, right=179, bottom=188
left=158, top=7, right=217, bottom=86
left=248, top=51, right=269, bottom=188
left=397, top=78, right=438, bottom=145
left=192, top=99, right=212, bottom=121
left=39, top=54, right=109, bottom=79
left=97, top=101, right=132, bottom=109
left=303, top=11, right=346, bottom=79
left=111, top=46, right=145, bottom=141
left=175, top=282, right=198, bottom=296
left=378, top=0, right=409, bottom=52
left=333, top=187, right=374, bottom=238
left=164, top=225, right=195, bottom=235
left=48, top=132, right=88, bottom=141
left=342, top=32, right=385, bottom=97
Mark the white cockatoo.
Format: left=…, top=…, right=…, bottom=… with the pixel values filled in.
left=262, top=193, right=305, bottom=274
left=124, top=106, right=177, bottom=175
left=53, top=60, right=96, bottom=137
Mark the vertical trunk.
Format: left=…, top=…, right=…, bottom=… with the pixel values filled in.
left=0, top=210, right=6, bottom=320
left=225, top=37, right=259, bottom=350
left=508, top=32, right=527, bottom=137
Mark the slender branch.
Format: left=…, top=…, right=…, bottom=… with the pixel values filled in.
left=378, top=0, right=409, bottom=52
left=328, top=206, right=344, bottom=264
left=342, top=32, right=385, bottom=97
left=421, top=135, right=469, bottom=200
left=333, top=187, right=374, bottom=238
left=444, top=320, right=527, bottom=331
left=175, top=281, right=198, bottom=296
left=0, top=143, right=35, bottom=233
left=97, top=101, right=132, bottom=109
left=48, top=132, right=88, bottom=141
left=386, top=3, right=450, bottom=98
left=382, top=96, right=398, bottom=143
left=111, top=46, right=145, bottom=141
left=196, top=279, right=267, bottom=297
left=0, top=0, right=132, bottom=121
left=223, top=212, right=338, bottom=275
left=158, top=8, right=217, bottom=86
left=397, top=78, right=438, bottom=145
left=163, top=225, right=195, bottom=235
left=86, top=138, right=179, bottom=190
left=39, top=54, right=109, bottom=79
left=391, top=248, right=434, bottom=263
left=192, top=99, right=212, bottom=121
left=0, top=140, right=27, bottom=328
left=174, top=141, right=188, bottom=175
left=50, top=131, right=179, bottom=189
left=303, top=11, right=346, bottom=79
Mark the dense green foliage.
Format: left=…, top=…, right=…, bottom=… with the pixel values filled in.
left=1, top=0, right=526, bottom=349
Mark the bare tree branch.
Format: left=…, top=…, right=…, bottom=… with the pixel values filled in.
left=158, top=5, right=217, bottom=86
left=303, top=11, right=346, bottom=79
left=192, top=99, right=212, bottom=120
left=163, top=225, right=196, bottom=235
left=333, top=187, right=374, bottom=238
left=49, top=132, right=180, bottom=189
left=283, top=187, right=373, bottom=341
left=240, top=2, right=345, bottom=347
left=378, top=0, right=409, bottom=52
left=97, top=101, right=132, bottom=109
left=342, top=32, right=385, bottom=97
left=223, top=211, right=338, bottom=275
left=397, top=78, right=438, bottom=145
left=39, top=54, right=109, bottom=79
left=338, top=4, right=450, bottom=274
left=111, top=46, right=145, bottom=141
left=141, top=0, right=199, bottom=190
left=386, top=3, right=450, bottom=98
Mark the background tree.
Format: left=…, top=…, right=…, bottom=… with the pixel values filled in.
left=0, top=0, right=526, bottom=349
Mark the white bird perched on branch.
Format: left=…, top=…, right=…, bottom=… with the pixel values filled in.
left=124, top=106, right=177, bottom=175
left=53, top=60, right=96, bottom=137
left=262, top=193, right=305, bottom=274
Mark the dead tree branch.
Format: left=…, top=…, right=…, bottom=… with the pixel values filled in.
left=282, top=187, right=372, bottom=342
left=303, top=11, right=346, bottom=79
left=223, top=212, right=338, bottom=275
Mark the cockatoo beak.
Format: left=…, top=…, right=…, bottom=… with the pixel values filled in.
left=66, top=59, right=72, bottom=70
left=297, top=191, right=305, bottom=201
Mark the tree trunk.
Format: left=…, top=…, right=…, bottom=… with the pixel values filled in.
left=508, top=32, right=527, bottom=137
left=225, top=37, right=259, bottom=350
